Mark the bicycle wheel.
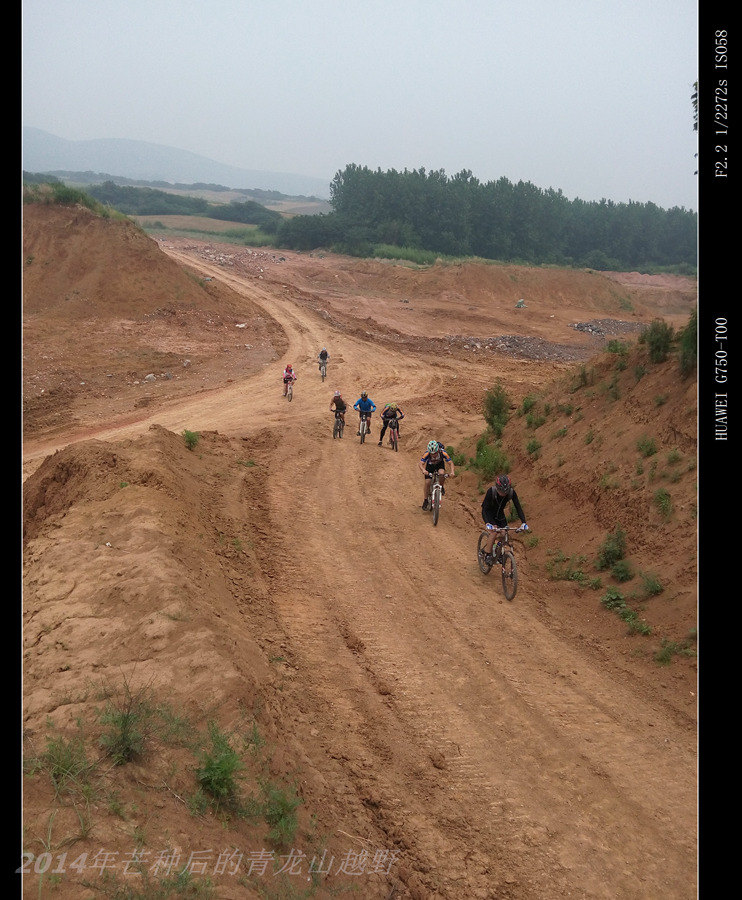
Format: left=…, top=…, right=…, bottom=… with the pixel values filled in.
left=321, top=365, right=326, bottom=381
left=391, top=428, right=398, bottom=451
left=339, top=419, right=344, bottom=438
left=432, top=486, right=440, bottom=526
left=477, top=531, right=493, bottom=574
left=287, top=384, right=293, bottom=401
left=333, top=418, right=340, bottom=439
left=360, top=420, right=366, bottom=443
left=501, top=551, right=518, bottom=600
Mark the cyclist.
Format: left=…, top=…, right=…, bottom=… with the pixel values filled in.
left=378, top=403, right=405, bottom=446
left=318, top=347, right=329, bottom=372
left=419, top=440, right=455, bottom=509
left=353, top=391, right=377, bottom=436
left=282, top=363, right=296, bottom=397
left=330, top=389, right=347, bottom=425
left=480, top=474, right=529, bottom=564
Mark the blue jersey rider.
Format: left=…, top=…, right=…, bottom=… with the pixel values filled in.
left=353, top=391, right=377, bottom=436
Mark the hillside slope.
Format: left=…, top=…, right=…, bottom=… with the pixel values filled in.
left=22, top=206, right=697, bottom=899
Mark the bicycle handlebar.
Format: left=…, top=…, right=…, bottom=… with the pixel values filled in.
left=485, top=523, right=525, bottom=532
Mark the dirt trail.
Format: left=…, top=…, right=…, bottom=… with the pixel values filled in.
left=22, top=229, right=697, bottom=898
left=171, top=252, right=697, bottom=898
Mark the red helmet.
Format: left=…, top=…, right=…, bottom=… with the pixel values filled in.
left=286, top=364, right=293, bottom=370
left=495, top=474, right=511, bottom=495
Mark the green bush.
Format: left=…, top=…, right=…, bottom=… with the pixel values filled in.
left=611, top=559, right=635, bottom=583
left=596, top=526, right=627, bottom=570
left=637, top=435, right=657, bottom=457
left=482, top=381, right=511, bottom=437
left=653, top=488, right=673, bottom=520
left=679, top=307, right=697, bottom=377
left=196, top=722, right=244, bottom=806
left=183, top=429, right=200, bottom=451
left=261, top=782, right=301, bottom=849
left=473, top=436, right=510, bottom=481
left=640, top=319, right=674, bottom=363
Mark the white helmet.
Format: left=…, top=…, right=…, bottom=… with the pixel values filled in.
left=334, top=390, right=341, bottom=396
left=427, top=440, right=440, bottom=453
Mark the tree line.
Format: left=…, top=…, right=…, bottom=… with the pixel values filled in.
left=276, top=164, right=697, bottom=272
left=82, top=181, right=284, bottom=229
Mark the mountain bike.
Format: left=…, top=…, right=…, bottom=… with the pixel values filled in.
left=477, top=525, right=522, bottom=600
left=358, top=413, right=369, bottom=444
left=332, top=410, right=345, bottom=439
left=387, top=417, right=399, bottom=451
left=429, top=472, right=448, bottom=526
left=285, top=379, right=294, bottom=401
left=319, top=360, right=327, bottom=381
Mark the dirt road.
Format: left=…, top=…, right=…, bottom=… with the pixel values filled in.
left=22, top=231, right=697, bottom=898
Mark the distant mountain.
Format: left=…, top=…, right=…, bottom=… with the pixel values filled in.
left=22, top=127, right=331, bottom=199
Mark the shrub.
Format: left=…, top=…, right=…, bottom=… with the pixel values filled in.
left=483, top=381, right=511, bottom=437
left=640, top=319, right=674, bottom=363
left=611, top=560, right=635, bottom=583
left=196, top=722, right=244, bottom=806
left=183, top=429, right=200, bottom=451
left=654, top=488, right=673, bottom=520
left=639, top=572, right=664, bottom=597
left=637, top=435, right=657, bottom=457
left=600, top=589, right=651, bottom=635
left=98, top=680, right=155, bottom=766
left=596, top=526, right=627, bottom=570
left=526, top=438, right=541, bottom=458
left=606, top=339, right=629, bottom=355
left=679, top=307, right=697, bottom=378
left=477, top=442, right=510, bottom=481
left=261, top=782, right=301, bottom=849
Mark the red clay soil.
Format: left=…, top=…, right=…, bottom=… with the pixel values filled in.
left=22, top=204, right=698, bottom=899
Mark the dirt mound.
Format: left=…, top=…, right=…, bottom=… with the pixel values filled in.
left=22, top=206, right=698, bottom=898
left=22, top=207, right=288, bottom=443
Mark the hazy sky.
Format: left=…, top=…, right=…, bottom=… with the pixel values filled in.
left=22, top=0, right=698, bottom=211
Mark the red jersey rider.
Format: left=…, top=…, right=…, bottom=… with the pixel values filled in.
left=282, top=363, right=296, bottom=396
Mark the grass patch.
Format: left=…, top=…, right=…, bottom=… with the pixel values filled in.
left=655, top=631, right=697, bottom=665
left=653, top=488, right=673, bottom=520
left=601, top=588, right=652, bottom=635
left=637, top=435, right=657, bottom=458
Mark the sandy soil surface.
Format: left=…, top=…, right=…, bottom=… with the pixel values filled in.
left=22, top=205, right=698, bottom=899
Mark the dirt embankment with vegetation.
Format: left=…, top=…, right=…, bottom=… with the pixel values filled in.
left=22, top=203, right=697, bottom=899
